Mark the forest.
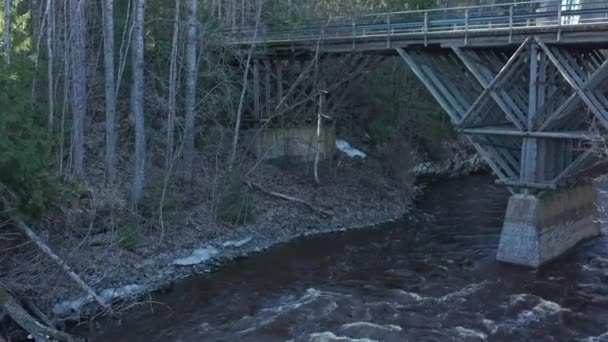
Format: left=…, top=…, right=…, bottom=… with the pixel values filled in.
left=0, top=0, right=480, bottom=339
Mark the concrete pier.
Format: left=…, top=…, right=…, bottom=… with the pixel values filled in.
left=496, top=183, right=601, bottom=267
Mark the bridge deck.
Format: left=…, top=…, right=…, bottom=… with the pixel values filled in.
left=227, top=0, right=608, bottom=54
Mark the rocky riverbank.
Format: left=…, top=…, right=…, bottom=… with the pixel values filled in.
left=1, top=143, right=484, bottom=340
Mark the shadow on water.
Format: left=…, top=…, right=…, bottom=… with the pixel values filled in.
left=91, top=175, right=608, bottom=341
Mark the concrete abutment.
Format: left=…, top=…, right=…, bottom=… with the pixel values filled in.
left=496, top=182, right=600, bottom=267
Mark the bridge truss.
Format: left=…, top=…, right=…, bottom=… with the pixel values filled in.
left=397, top=37, right=607, bottom=193
left=232, top=0, right=608, bottom=194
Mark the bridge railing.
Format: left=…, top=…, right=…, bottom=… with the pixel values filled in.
left=227, top=0, right=608, bottom=45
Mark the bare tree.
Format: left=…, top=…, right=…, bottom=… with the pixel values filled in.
left=46, top=0, right=54, bottom=132
left=3, top=0, right=11, bottom=64
left=131, top=0, right=146, bottom=206
left=183, top=0, right=198, bottom=183
left=69, top=0, right=88, bottom=178
left=166, top=0, right=180, bottom=171
left=229, top=0, right=262, bottom=169
left=102, top=0, right=117, bottom=184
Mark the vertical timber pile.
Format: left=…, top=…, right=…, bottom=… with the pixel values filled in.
left=397, top=37, right=608, bottom=267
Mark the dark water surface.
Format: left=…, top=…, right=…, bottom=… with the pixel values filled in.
left=94, top=175, right=608, bottom=341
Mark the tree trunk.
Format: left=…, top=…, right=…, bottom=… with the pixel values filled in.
left=131, top=0, right=146, bottom=206
left=69, top=0, right=87, bottom=178
left=166, top=0, right=180, bottom=172
left=102, top=0, right=117, bottom=184
left=46, top=0, right=54, bottom=132
left=3, top=0, right=11, bottom=64
left=0, top=287, right=80, bottom=341
left=16, top=222, right=110, bottom=312
left=183, top=0, right=198, bottom=183
left=31, top=0, right=42, bottom=42
left=229, top=1, right=262, bottom=169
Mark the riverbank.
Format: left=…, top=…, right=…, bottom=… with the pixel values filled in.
left=2, top=149, right=417, bottom=328
left=94, top=175, right=608, bottom=342
left=1, top=144, right=484, bottom=339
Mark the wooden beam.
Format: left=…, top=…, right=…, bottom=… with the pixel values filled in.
left=253, top=60, right=260, bottom=119
left=495, top=179, right=557, bottom=190
left=552, top=149, right=596, bottom=183
left=460, top=127, right=602, bottom=140
left=539, top=53, right=608, bottom=130
left=452, top=37, right=532, bottom=129
left=276, top=61, right=284, bottom=126
left=396, top=48, right=460, bottom=123
left=264, top=59, right=271, bottom=118
left=536, top=37, right=608, bottom=130
left=527, top=44, right=539, bottom=131
left=520, top=137, right=539, bottom=186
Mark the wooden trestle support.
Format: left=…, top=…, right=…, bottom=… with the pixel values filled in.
left=397, top=37, right=608, bottom=194
left=245, top=54, right=383, bottom=124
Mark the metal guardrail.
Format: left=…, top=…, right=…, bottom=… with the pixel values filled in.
left=228, top=0, right=608, bottom=45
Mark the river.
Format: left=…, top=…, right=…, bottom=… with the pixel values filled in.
left=92, top=175, right=608, bottom=341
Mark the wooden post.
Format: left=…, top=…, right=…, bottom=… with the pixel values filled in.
left=509, top=5, right=514, bottom=43
left=351, top=18, right=356, bottom=50
left=264, top=59, right=271, bottom=119
left=423, top=11, right=428, bottom=47
left=253, top=60, right=260, bottom=120
left=527, top=44, right=539, bottom=130
left=557, top=0, right=562, bottom=41
left=464, top=9, right=469, bottom=46
left=276, top=61, right=284, bottom=126
left=386, top=15, right=391, bottom=48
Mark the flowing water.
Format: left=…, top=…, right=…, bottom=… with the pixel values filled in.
left=94, top=175, right=608, bottom=341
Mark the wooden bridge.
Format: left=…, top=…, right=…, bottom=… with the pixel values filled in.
left=229, top=0, right=608, bottom=267
left=230, top=0, right=608, bottom=193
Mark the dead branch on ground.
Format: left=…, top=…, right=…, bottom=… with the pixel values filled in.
left=0, top=287, right=81, bottom=342
left=245, top=181, right=334, bottom=217
left=15, top=222, right=111, bottom=314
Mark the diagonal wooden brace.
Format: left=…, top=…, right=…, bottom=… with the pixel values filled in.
left=539, top=52, right=608, bottom=131
left=452, top=37, right=532, bottom=130
left=536, top=37, right=608, bottom=131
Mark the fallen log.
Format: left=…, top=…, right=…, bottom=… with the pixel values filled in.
left=0, top=288, right=81, bottom=342
left=23, top=299, right=54, bottom=328
left=15, top=222, right=111, bottom=314
left=245, top=181, right=334, bottom=217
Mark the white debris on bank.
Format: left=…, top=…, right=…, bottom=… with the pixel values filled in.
left=222, top=237, right=252, bottom=248
left=52, top=284, right=146, bottom=316
left=336, top=139, right=366, bottom=158
left=455, top=327, right=488, bottom=340
left=172, top=246, right=219, bottom=266
left=309, top=331, right=377, bottom=342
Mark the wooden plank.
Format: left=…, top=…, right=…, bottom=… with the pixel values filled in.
left=452, top=39, right=531, bottom=129
left=460, top=127, right=601, bottom=140
left=421, top=64, right=467, bottom=116
left=396, top=48, right=460, bottom=123
left=465, top=136, right=509, bottom=180
left=495, top=179, right=557, bottom=190
left=536, top=37, right=608, bottom=130
left=520, top=137, right=538, bottom=185
left=552, top=149, right=596, bottom=183
left=485, top=141, right=519, bottom=179
left=536, top=52, right=548, bottom=128
left=527, top=44, right=539, bottom=131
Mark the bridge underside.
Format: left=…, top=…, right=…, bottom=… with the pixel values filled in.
left=398, top=37, right=607, bottom=266
left=397, top=37, right=608, bottom=193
